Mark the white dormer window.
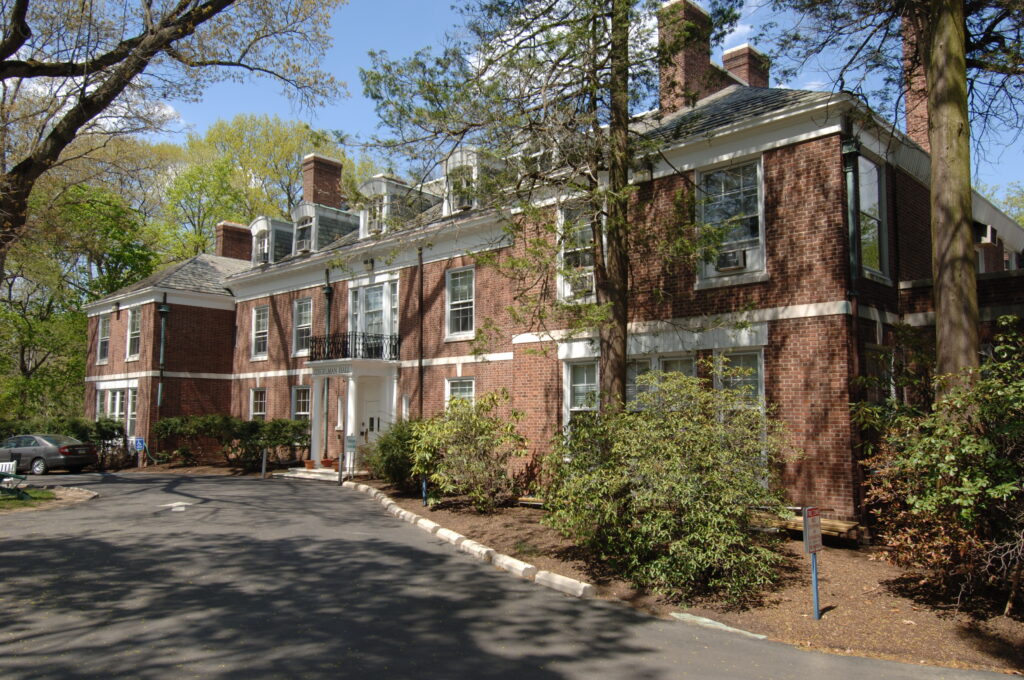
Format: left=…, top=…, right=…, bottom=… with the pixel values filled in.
left=367, top=195, right=385, bottom=234
left=295, top=217, right=312, bottom=253
left=448, top=165, right=475, bottom=212
left=254, top=231, right=269, bottom=264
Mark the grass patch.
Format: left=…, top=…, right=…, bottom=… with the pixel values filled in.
left=0, top=488, right=56, bottom=509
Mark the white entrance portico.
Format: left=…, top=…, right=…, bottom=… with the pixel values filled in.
left=309, top=358, right=398, bottom=475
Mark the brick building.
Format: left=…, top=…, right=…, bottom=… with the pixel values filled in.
left=84, top=0, right=1024, bottom=521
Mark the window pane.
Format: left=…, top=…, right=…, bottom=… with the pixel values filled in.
left=570, top=363, right=597, bottom=409
left=702, top=161, right=760, bottom=244
left=858, top=157, right=884, bottom=274
left=447, top=270, right=474, bottom=334
left=662, top=357, right=694, bottom=375
left=722, top=353, right=761, bottom=396
left=365, top=285, right=384, bottom=335
left=448, top=379, right=474, bottom=403
left=293, top=387, right=310, bottom=420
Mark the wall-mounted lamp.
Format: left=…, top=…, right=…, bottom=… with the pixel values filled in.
left=363, top=258, right=375, bottom=272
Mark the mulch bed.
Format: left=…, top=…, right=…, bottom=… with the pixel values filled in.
left=364, top=478, right=1024, bottom=675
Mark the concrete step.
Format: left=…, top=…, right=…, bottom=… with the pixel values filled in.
left=273, top=467, right=339, bottom=482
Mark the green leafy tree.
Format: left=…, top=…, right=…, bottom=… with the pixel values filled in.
left=160, top=157, right=247, bottom=258
left=188, top=114, right=376, bottom=220
left=0, top=181, right=156, bottom=419
left=542, top=367, right=793, bottom=602
left=750, top=0, right=1024, bottom=377
left=0, top=0, right=347, bottom=254
left=361, top=0, right=736, bottom=410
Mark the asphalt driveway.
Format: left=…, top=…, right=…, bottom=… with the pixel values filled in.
left=0, top=475, right=1002, bottom=679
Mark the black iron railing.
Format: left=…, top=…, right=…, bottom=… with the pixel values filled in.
left=309, top=332, right=400, bottom=361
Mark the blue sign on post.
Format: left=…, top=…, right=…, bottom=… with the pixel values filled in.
left=134, top=437, right=145, bottom=452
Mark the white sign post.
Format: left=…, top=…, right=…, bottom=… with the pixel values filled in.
left=803, top=506, right=823, bottom=620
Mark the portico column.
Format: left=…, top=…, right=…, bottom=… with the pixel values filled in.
left=345, top=376, right=359, bottom=476
left=310, top=375, right=323, bottom=465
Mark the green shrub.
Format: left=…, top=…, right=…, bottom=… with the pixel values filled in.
left=864, top=316, right=1024, bottom=610
left=541, top=367, right=793, bottom=603
left=412, top=390, right=526, bottom=512
left=365, top=419, right=419, bottom=490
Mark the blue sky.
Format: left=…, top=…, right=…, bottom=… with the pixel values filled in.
left=163, top=0, right=1024, bottom=193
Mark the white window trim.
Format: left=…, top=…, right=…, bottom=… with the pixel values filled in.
left=125, top=309, right=141, bottom=361
left=96, top=315, right=110, bottom=365
left=557, top=206, right=597, bottom=302
left=695, top=156, right=768, bottom=290
left=292, top=298, right=312, bottom=357
left=250, top=388, right=267, bottom=421
left=445, top=377, right=476, bottom=406
left=563, top=360, right=599, bottom=425
left=857, top=153, right=893, bottom=285
left=445, top=266, right=476, bottom=341
left=291, top=385, right=311, bottom=420
left=252, top=305, right=269, bottom=360
left=349, top=281, right=399, bottom=337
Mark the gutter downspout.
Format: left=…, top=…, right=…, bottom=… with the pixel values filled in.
left=418, top=246, right=425, bottom=419
left=842, top=132, right=868, bottom=533
left=155, top=294, right=170, bottom=462
left=322, top=269, right=334, bottom=464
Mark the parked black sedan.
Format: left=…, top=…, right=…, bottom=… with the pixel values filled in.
left=0, top=434, right=98, bottom=474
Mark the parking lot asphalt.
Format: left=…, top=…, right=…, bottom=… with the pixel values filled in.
left=0, top=474, right=1004, bottom=679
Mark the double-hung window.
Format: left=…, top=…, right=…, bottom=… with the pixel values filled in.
left=567, top=362, right=598, bottom=421
left=625, top=359, right=651, bottom=405
left=699, top=159, right=764, bottom=282
left=716, top=351, right=763, bottom=400
left=446, top=378, right=475, bottom=405
left=97, top=315, right=110, bottom=364
left=293, top=298, right=312, bottom=356
left=292, top=386, right=311, bottom=421
left=251, top=388, right=267, bottom=421
left=559, top=207, right=596, bottom=301
left=126, top=309, right=141, bottom=360
left=445, top=268, right=475, bottom=339
left=252, top=305, right=269, bottom=359
left=858, top=156, right=888, bottom=279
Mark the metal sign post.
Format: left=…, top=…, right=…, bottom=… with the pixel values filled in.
left=803, top=506, right=823, bottom=620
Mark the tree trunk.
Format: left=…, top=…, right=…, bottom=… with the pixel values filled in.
left=925, top=0, right=979, bottom=378
left=598, top=0, right=631, bottom=411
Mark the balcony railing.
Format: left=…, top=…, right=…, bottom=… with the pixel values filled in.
left=309, top=332, right=400, bottom=361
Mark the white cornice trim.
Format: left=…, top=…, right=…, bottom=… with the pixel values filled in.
left=398, top=352, right=514, bottom=368
left=512, top=301, right=853, bottom=345
left=85, top=289, right=235, bottom=317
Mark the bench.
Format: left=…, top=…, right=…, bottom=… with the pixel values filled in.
left=752, top=509, right=860, bottom=538
left=0, top=461, right=30, bottom=500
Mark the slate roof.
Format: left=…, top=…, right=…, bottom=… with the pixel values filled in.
left=107, top=254, right=251, bottom=299
left=644, top=86, right=835, bottom=145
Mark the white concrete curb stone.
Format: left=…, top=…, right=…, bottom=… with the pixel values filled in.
left=435, top=527, right=466, bottom=547
left=535, top=571, right=595, bottom=598
left=491, top=554, right=538, bottom=580
left=401, top=510, right=420, bottom=524
left=415, top=517, right=441, bottom=534
left=341, top=480, right=357, bottom=489
left=458, top=539, right=495, bottom=563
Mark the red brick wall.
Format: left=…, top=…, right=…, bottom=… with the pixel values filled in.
left=768, top=315, right=858, bottom=519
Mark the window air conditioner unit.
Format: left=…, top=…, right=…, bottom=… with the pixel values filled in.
left=715, top=249, right=747, bottom=272
left=256, top=251, right=269, bottom=264
left=296, top=239, right=311, bottom=253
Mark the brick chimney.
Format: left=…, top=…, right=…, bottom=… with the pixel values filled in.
left=722, top=44, right=769, bottom=88
left=658, top=0, right=734, bottom=114
left=215, top=221, right=252, bottom=261
left=302, top=153, right=344, bottom=209
left=902, top=19, right=930, bottom=152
